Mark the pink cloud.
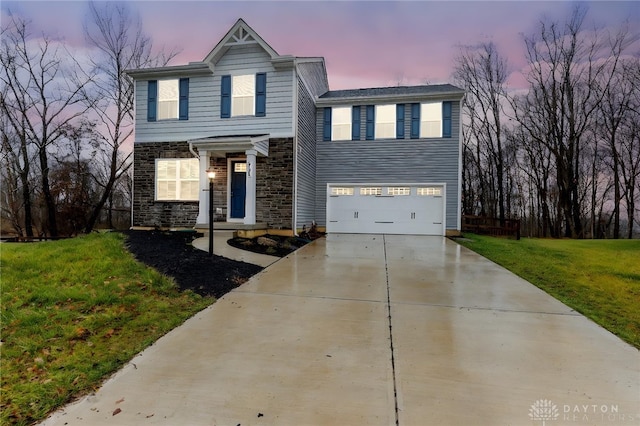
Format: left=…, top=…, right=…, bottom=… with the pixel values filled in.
left=3, top=0, right=637, bottom=93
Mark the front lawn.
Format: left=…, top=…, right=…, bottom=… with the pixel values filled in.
left=0, top=233, right=214, bottom=425
left=455, top=234, right=640, bottom=349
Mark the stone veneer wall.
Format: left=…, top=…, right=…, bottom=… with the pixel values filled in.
left=133, top=138, right=295, bottom=229
left=133, top=141, right=199, bottom=228
left=256, top=138, right=294, bottom=229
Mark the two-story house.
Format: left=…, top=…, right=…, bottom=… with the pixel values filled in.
left=126, top=19, right=464, bottom=236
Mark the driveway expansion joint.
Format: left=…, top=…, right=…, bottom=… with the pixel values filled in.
left=383, top=235, right=400, bottom=426
left=389, top=301, right=580, bottom=316
left=232, top=289, right=386, bottom=304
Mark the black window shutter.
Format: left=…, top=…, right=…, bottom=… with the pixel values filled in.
left=147, top=80, right=157, bottom=122
left=255, top=73, right=266, bottom=117
left=396, top=104, right=405, bottom=139
left=442, top=101, right=452, bottom=138
left=221, top=75, right=231, bottom=118
left=352, top=106, right=361, bottom=140
left=410, top=103, right=420, bottom=139
left=179, top=78, right=189, bottom=120
left=323, top=107, right=332, bottom=141
left=365, top=105, right=374, bottom=140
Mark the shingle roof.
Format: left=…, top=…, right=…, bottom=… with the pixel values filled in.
left=319, top=84, right=464, bottom=100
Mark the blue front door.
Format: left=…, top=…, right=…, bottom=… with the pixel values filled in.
left=230, top=161, right=246, bottom=219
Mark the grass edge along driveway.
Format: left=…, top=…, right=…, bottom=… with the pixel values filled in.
left=456, top=234, right=640, bottom=350
left=1, top=233, right=213, bottom=426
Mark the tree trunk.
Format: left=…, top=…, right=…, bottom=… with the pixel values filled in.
left=39, top=147, right=58, bottom=237
left=19, top=136, right=34, bottom=237
left=612, top=146, right=620, bottom=238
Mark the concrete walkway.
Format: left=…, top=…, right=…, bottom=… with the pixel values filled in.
left=192, top=231, right=279, bottom=267
left=42, top=234, right=639, bottom=426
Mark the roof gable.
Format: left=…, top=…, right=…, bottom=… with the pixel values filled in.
left=203, top=19, right=279, bottom=66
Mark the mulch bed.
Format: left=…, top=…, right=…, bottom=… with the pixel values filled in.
left=227, top=234, right=311, bottom=257
left=123, top=230, right=263, bottom=299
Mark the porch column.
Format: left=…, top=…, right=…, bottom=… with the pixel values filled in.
left=244, top=149, right=257, bottom=225
left=196, top=150, right=210, bottom=226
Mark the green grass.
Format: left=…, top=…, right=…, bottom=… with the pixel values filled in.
left=1, top=233, right=213, bottom=425
left=456, top=234, right=640, bottom=349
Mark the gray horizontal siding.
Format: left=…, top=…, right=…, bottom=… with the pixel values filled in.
left=315, top=101, right=461, bottom=230
left=135, top=44, right=294, bottom=143
left=295, top=76, right=318, bottom=230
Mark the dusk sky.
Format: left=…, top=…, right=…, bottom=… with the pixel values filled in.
left=1, top=1, right=638, bottom=91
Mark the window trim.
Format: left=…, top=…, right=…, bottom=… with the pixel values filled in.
left=331, top=106, right=352, bottom=141
left=420, top=102, right=443, bottom=138
left=231, top=74, right=256, bottom=117
left=155, top=158, right=200, bottom=202
left=147, top=78, right=188, bottom=122
left=375, top=104, right=396, bottom=139
left=157, top=79, right=180, bottom=121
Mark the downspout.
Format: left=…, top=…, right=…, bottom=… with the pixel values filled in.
left=292, top=67, right=299, bottom=235
left=457, top=98, right=463, bottom=232
left=130, top=161, right=135, bottom=229
left=189, top=141, right=199, bottom=159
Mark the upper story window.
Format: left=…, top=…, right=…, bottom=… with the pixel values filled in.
left=420, top=102, right=442, bottom=138
left=375, top=105, right=395, bottom=139
left=158, top=80, right=179, bottom=120
left=232, top=74, right=255, bottom=116
left=155, top=158, right=199, bottom=201
left=411, top=101, right=452, bottom=139
left=147, top=78, right=189, bottom=122
left=324, top=101, right=453, bottom=141
left=221, top=73, right=267, bottom=118
left=332, top=107, right=352, bottom=141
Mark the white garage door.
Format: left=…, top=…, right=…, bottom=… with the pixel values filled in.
left=326, top=184, right=445, bottom=235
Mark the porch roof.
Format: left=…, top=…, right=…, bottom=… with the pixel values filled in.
left=189, top=134, right=270, bottom=158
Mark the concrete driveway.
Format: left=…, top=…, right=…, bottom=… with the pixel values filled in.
left=42, top=234, right=639, bottom=426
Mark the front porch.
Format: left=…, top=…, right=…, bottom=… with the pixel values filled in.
left=190, top=135, right=270, bottom=229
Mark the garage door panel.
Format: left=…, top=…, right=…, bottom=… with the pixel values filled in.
left=326, top=185, right=445, bottom=235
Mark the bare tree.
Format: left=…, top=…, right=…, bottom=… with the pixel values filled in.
left=1, top=22, right=35, bottom=236
left=0, top=118, right=29, bottom=236
left=82, top=1, right=177, bottom=233
left=0, top=15, right=95, bottom=236
left=620, top=58, right=640, bottom=238
left=514, top=5, right=627, bottom=237
left=454, top=41, right=511, bottom=222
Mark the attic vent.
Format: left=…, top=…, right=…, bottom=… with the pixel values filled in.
left=231, top=27, right=256, bottom=45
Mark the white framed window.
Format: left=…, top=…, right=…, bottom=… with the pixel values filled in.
left=375, top=104, right=395, bottom=139
left=420, top=102, right=442, bottom=138
left=158, top=79, right=179, bottom=120
left=232, top=74, right=255, bottom=116
left=387, top=187, right=411, bottom=196
left=331, top=187, right=354, bottom=196
left=360, top=187, right=382, bottom=196
left=418, top=187, right=442, bottom=196
left=155, top=158, right=199, bottom=201
left=332, top=107, right=352, bottom=141
left=234, top=162, right=247, bottom=172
